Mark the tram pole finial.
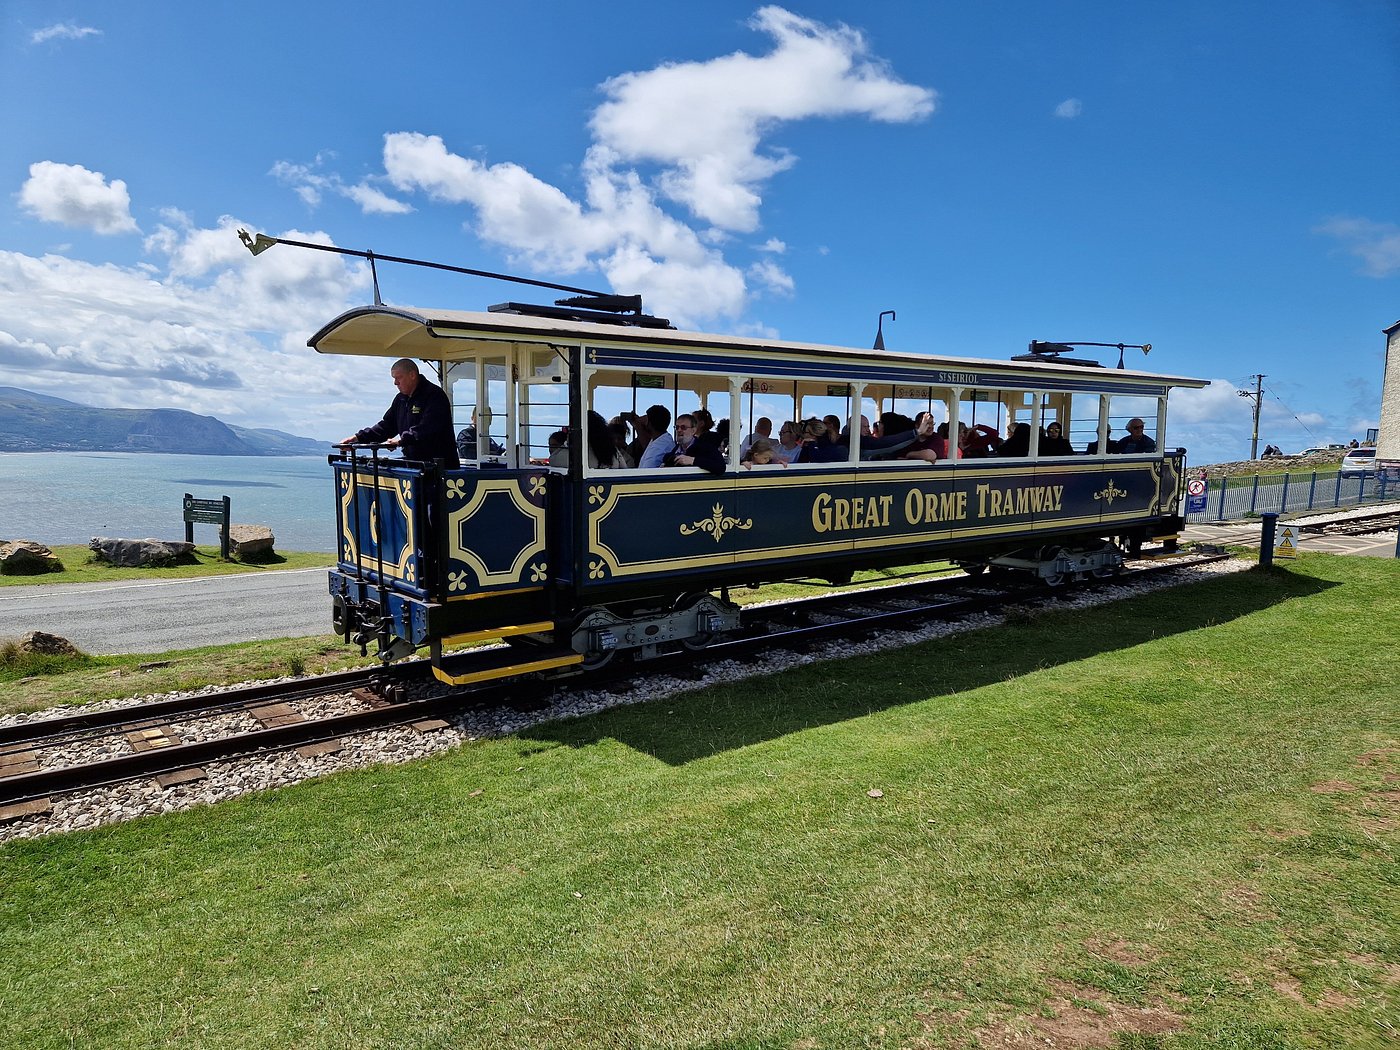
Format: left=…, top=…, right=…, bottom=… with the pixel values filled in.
left=237, top=229, right=278, bottom=256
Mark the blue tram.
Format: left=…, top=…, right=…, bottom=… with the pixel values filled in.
left=312, top=304, right=1207, bottom=684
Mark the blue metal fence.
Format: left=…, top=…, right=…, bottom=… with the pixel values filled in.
left=1185, top=469, right=1398, bottom=523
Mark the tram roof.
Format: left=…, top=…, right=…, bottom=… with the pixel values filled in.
left=310, top=304, right=1208, bottom=390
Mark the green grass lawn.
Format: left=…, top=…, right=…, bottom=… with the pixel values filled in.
left=0, top=544, right=334, bottom=588
left=2, top=554, right=1397, bottom=1048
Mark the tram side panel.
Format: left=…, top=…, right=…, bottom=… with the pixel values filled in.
left=434, top=468, right=555, bottom=638
left=578, top=455, right=1187, bottom=598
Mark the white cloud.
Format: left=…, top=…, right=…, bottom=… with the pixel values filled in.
left=592, top=6, right=934, bottom=231
left=271, top=160, right=413, bottom=216
left=1314, top=215, right=1400, bottom=277
left=31, top=23, right=102, bottom=44
left=1054, top=98, right=1082, bottom=119
left=19, top=161, right=138, bottom=235
left=366, top=7, right=933, bottom=325
left=748, top=259, right=795, bottom=297
left=0, top=219, right=383, bottom=440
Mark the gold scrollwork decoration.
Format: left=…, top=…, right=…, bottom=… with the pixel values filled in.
left=529, top=562, right=548, bottom=582
left=530, top=476, right=548, bottom=498
left=1094, top=480, right=1130, bottom=504
left=589, top=559, right=607, bottom=580
left=446, top=478, right=466, bottom=499
left=680, top=503, right=755, bottom=545
left=447, top=570, right=470, bottom=593
left=588, top=484, right=606, bottom=506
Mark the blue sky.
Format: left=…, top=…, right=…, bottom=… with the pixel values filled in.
left=2, top=1, right=1397, bottom=465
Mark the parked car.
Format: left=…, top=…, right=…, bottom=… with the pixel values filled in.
left=1339, top=447, right=1377, bottom=478
left=1297, top=445, right=1346, bottom=456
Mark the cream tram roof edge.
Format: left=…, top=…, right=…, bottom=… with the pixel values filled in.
left=310, top=304, right=1208, bottom=389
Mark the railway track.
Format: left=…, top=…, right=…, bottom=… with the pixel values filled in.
left=1297, top=509, right=1400, bottom=537
left=0, top=549, right=1230, bottom=825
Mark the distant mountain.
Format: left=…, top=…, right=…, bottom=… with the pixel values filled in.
left=0, top=387, right=326, bottom=456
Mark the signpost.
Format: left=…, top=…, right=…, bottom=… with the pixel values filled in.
left=184, top=493, right=231, bottom=559
left=1186, top=477, right=1208, bottom=515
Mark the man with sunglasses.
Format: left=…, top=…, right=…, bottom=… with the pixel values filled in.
left=1115, top=417, right=1157, bottom=454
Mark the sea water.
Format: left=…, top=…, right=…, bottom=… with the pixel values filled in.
left=0, top=452, right=337, bottom=552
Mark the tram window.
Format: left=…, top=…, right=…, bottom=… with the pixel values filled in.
left=1067, top=394, right=1104, bottom=455
left=740, top=378, right=800, bottom=448
left=1108, top=395, right=1161, bottom=453
left=956, top=389, right=1011, bottom=457
left=519, top=383, right=568, bottom=464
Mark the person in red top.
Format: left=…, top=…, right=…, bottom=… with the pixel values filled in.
left=959, top=422, right=1001, bottom=458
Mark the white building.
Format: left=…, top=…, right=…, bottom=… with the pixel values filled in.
left=1380, top=319, right=1400, bottom=471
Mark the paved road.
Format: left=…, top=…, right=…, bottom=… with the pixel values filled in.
left=5, top=512, right=1394, bottom=658
left=0, top=569, right=330, bottom=655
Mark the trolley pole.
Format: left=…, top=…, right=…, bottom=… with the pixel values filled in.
left=1237, top=374, right=1264, bottom=460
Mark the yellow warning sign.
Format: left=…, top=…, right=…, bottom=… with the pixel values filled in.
left=1274, top=525, right=1299, bottom=560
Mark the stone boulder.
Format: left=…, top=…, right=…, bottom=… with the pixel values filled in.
left=17, top=631, right=82, bottom=657
left=222, top=524, right=276, bottom=560
left=0, top=540, right=64, bottom=575
left=89, top=537, right=197, bottom=568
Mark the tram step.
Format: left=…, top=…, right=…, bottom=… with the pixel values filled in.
left=440, top=620, right=556, bottom=648
left=431, top=643, right=582, bottom=687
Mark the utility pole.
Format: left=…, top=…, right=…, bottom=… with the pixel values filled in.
left=1237, top=374, right=1264, bottom=460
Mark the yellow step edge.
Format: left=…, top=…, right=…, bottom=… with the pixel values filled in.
left=432, top=652, right=583, bottom=687
left=440, top=621, right=555, bottom=647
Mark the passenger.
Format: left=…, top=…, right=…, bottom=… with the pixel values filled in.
left=998, top=422, right=1032, bottom=457
left=340, top=358, right=461, bottom=468
left=1040, top=421, right=1074, bottom=456
left=823, top=414, right=843, bottom=442
left=620, top=410, right=654, bottom=465
left=738, top=416, right=773, bottom=459
left=1087, top=427, right=1115, bottom=454
left=547, top=427, right=569, bottom=468
left=959, top=422, right=1001, bottom=458
left=798, top=418, right=847, bottom=463
left=665, top=413, right=726, bottom=473
left=587, top=410, right=631, bottom=469
left=771, top=421, right=804, bottom=464
left=692, top=408, right=715, bottom=440
left=637, top=405, right=677, bottom=468
left=715, top=417, right=730, bottom=454
left=902, top=411, right=942, bottom=462
left=608, top=419, right=636, bottom=467
left=839, top=415, right=872, bottom=445
left=455, top=424, right=504, bottom=462
left=935, top=422, right=955, bottom=460
left=742, top=437, right=787, bottom=468
left=1115, top=418, right=1157, bottom=454
left=863, top=411, right=936, bottom=460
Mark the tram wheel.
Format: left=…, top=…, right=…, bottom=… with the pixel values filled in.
left=579, top=646, right=615, bottom=671
left=1041, top=547, right=1068, bottom=588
